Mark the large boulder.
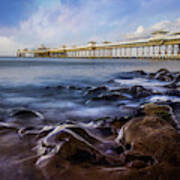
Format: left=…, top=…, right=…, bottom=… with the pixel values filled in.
left=116, top=103, right=180, bottom=171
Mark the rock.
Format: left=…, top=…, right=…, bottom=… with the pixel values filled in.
left=36, top=125, right=117, bottom=168
left=127, top=160, right=147, bottom=169
left=148, top=69, right=175, bottom=82
left=11, top=109, right=44, bottom=120
left=113, top=103, right=180, bottom=179
left=92, top=93, right=126, bottom=101
left=115, top=70, right=147, bottom=80
left=109, top=117, right=129, bottom=130
left=111, top=85, right=153, bottom=99
left=133, top=70, right=147, bottom=76
left=45, top=85, right=65, bottom=90
left=130, top=85, right=152, bottom=98
left=56, top=85, right=65, bottom=89
left=86, top=86, right=108, bottom=96
left=95, top=127, right=114, bottom=138
left=173, top=74, right=180, bottom=84
left=165, top=74, right=180, bottom=88
left=68, top=86, right=82, bottom=90
left=154, top=69, right=174, bottom=82
left=156, top=73, right=174, bottom=82
left=156, top=68, right=170, bottom=74
left=0, top=122, right=18, bottom=131
left=18, top=126, right=53, bottom=138
left=165, top=89, right=180, bottom=96
left=169, top=102, right=180, bottom=125
left=143, top=103, right=178, bottom=128
left=116, top=103, right=180, bottom=163
left=148, top=72, right=156, bottom=79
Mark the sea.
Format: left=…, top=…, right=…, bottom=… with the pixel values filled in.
left=0, top=57, right=180, bottom=126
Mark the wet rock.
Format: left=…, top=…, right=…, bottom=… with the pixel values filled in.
left=173, top=74, right=180, bottom=84
left=114, top=70, right=147, bottom=80
left=112, top=103, right=180, bottom=179
left=138, top=162, right=180, bottom=180
left=116, top=103, right=180, bottom=163
left=45, top=85, right=65, bottom=90
left=111, top=85, right=153, bottom=99
left=155, top=73, right=174, bottom=82
left=18, top=126, right=53, bottom=138
left=68, top=85, right=82, bottom=90
left=0, top=126, right=44, bottom=180
left=125, top=153, right=154, bottom=165
left=133, top=70, right=147, bottom=76
left=148, top=68, right=174, bottom=82
left=106, top=79, right=115, bottom=84
left=156, top=68, right=170, bottom=74
left=86, top=86, right=108, bottom=96
left=11, top=109, right=44, bottom=120
left=165, top=74, right=180, bottom=88
left=56, top=85, right=65, bottom=89
left=94, top=127, right=114, bottom=138
left=130, top=85, right=152, bottom=98
left=166, top=102, right=180, bottom=129
left=127, top=160, right=147, bottom=169
left=44, top=86, right=51, bottom=90
left=0, top=122, right=18, bottom=132
left=143, top=103, right=178, bottom=128
left=92, top=93, right=126, bottom=101
left=114, top=145, right=124, bottom=154
left=36, top=125, right=115, bottom=168
left=165, top=89, right=180, bottom=96
left=148, top=72, right=156, bottom=79
left=109, top=118, right=128, bottom=131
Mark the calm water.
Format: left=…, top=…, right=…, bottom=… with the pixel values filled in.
left=0, top=57, right=180, bottom=125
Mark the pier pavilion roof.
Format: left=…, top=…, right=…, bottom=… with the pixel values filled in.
left=152, top=30, right=169, bottom=35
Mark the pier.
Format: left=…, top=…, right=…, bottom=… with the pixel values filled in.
left=17, top=31, right=180, bottom=59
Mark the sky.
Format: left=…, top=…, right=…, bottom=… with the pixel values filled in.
left=0, top=0, right=180, bottom=56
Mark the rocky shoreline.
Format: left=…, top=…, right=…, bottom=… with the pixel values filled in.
left=0, top=69, right=180, bottom=180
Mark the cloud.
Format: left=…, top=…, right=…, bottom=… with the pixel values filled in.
left=0, top=36, right=23, bottom=56
left=0, top=0, right=180, bottom=55
left=125, top=18, right=180, bottom=40
left=4, top=0, right=129, bottom=49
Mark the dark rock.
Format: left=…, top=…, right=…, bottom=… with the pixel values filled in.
left=87, top=86, right=108, bottom=95
left=45, top=85, right=65, bottom=90
left=165, top=89, right=180, bottom=96
left=36, top=125, right=114, bottom=168
left=68, top=86, right=82, bottom=90
left=156, top=73, right=174, bottom=82
left=92, top=93, right=126, bottom=101
left=130, top=85, right=152, bottom=98
left=127, top=160, right=147, bottom=169
left=95, top=127, right=114, bottom=137
left=56, top=85, right=65, bottom=89
left=133, top=70, right=147, bottom=76
left=148, top=69, right=174, bottom=82
left=45, top=86, right=51, bottom=89
left=113, top=145, right=124, bottom=154
left=165, top=74, right=180, bottom=88
left=156, top=68, right=170, bottom=74
left=111, top=85, right=153, bottom=99
left=116, top=103, right=180, bottom=163
left=125, top=153, right=154, bottom=165
left=109, top=117, right=128, bottom=130
left=0, top=122, right=18, bottom=131
left=11, top=109, right=44, bottom=120
left=106, top=79, right=115, bottom=84
left=148, top=72, right=156, bottom=79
